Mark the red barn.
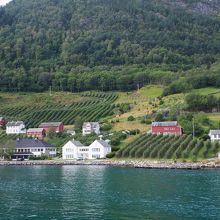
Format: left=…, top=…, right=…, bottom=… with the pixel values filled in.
left=27, top=128, right=46, bottom=139
left=151, top=121, right=182, bottom=136
left=39, top=122, right=64, bottom=135
left=0, top=117, right=7, bottom=127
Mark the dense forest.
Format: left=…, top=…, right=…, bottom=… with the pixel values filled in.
left=0, top=0, right=220, bottom=92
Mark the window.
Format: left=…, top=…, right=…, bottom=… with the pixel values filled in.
left=92, top=148, right=100, bottom=152
left=92, top=154, right=100, bottom=159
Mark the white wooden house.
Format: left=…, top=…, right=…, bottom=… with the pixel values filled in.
left=6, top=121, right=26, bottom=135
left=62, top=139, right=111, bottom=160
left=82, top=122, right=100, bottom=135
left=208, top=130, right=220, bottom=142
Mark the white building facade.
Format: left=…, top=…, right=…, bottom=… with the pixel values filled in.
left=62, top=139, right=111, bottom=160
left=208, top=130, right=220, bottom=142
left=6, top=121, right=26, bottom=135
left=82, top=122, right=100, bottom=135
left=12, top=139, right=56, bottom=159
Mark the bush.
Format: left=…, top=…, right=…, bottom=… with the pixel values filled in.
left=127, top=116, right=135, bottom=121
left=112, top=146, right=120, bottom=151
left=106, top=152, right=116, bottom=158
left=101, top=123, right=113, bottom=131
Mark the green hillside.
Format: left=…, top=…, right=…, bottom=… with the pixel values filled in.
left=0, top=0, right=220, bottom=92
left=0, top=91, right=117, bottom=128
left=116, top=133, right=220, bottom=161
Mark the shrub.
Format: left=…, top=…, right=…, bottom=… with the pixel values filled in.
left=127, top=116, right=135, bottom=121
left=106, top=152, right=116, bottom=158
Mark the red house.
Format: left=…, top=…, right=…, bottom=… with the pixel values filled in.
left=39, top=122, right=64, bottom=135
left=0, top=117, right=7, bottom=127
left=151, top=121, right=182, bottom=136
left=27, top=128, right=46, bottom=139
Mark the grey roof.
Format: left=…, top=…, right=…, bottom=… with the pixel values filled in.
left=6, top=121, right=25, bottom=127
left=83, top=122, right=99, bottom=128
left=70, top=140, right=84, bottom=147
left=152, top=121, right=178, bottom=127
left=16, top=139, right=54, bottom=148
left=209, top=130, right=220, bottom=135
left=96, top=140, right=111, bottom=148
left=27, top=128, right=45, bottom=133
left=39, top=122, right=63, bottom=127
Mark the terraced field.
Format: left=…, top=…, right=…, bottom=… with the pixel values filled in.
left=116, top=134, right=220, bottom=160
left=0, top=92, right=118, bottom=128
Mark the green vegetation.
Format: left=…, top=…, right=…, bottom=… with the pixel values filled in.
left=1, top=0, right=220, bottom=92
left=116, top=134, right=220, bottom=161
left=0, top=91, right=117, bottom=128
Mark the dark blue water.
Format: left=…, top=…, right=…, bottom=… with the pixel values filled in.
left=0, top=166, right=219, bottom=220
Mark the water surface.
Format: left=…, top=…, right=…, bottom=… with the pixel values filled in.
left=0, top=166, right=219, bottom=220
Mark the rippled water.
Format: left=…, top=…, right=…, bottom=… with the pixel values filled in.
left=0, top=166, right=220, bottom=220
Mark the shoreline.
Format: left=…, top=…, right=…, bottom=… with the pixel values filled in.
left=0, top=159, right=220, bottom=169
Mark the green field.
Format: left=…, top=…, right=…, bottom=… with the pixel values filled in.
left=116, top=134, right=220, bottom=161
left=0, top=91, right=117, bottom=128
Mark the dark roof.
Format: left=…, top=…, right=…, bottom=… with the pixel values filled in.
left=152, top=121, right=178, bottom=127
left=16, top=139, right=54, bottom=148
left=6, top=121, right=25, bottom=127
left=70, top=140, right=84, bottom=147
left=39, top=122, right=63, bottom=127
left=209, top=130, right=220, bottom=135
left=96, top=140, right=111, bottom=148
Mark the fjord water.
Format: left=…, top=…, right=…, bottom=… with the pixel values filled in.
left=0, top=166, right=219, bottom=220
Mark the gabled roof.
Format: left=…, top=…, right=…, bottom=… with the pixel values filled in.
left=152, top=121, right=178, bottom=127
left=96, top=140, right=111, bottom=148
left=16, top=139, right=54, bottom=148
left=70, top=140, right=84, bottom=147
left=6, top=121, right=25, bottom=127
left=39, top=122, right=63, bottom=127
left=83, top=122, right=99, bottom=128
left=209, top=130, right=220, bottom=135
left=27, top=128, right=45, bottom=133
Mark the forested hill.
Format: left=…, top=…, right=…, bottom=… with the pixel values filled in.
left=0, top=0, right=220, bottom=92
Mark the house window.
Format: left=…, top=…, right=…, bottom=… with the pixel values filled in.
left=92, top=148, right=100, bottom=152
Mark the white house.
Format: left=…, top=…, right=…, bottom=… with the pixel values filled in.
left=82, top=122, right=100, bottom=135
left=218, top=152, right=220, bottom=160
left=208, top=130, right=220, bottom=142
left=62, top=139, right=111, bottom=160
left=12, top=138, right=56, bottom=160
left=62, top=140, right=88, bottom=160
left=89, top=140, right=111, bottom=159
left=6, top=121, right=26, bottom=135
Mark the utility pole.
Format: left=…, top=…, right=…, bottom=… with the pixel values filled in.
left=192, top=117, right=195, bottom=139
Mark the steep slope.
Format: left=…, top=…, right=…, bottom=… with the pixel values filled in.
left=0, top=0, right=220, bottom=92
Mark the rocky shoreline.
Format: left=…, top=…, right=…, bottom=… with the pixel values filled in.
left=0, top=159, right=220, bottom=169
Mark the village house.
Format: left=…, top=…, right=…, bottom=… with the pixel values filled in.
left=151, top=121, right=182, bottom=136
left=208, top=130, right=220, bottom=142
left=39, top=122, right=64, bottom=135
left=82, top=122, right=100, bottom=135
left=11, top=138, right=56, bottom=160
left=27, top=128, right=46, bottom=139
left=0, top=117, right=7, bottom=127
left=6, top=121, right=26, bottom=135
left=62, top=139, right=111, bottom=160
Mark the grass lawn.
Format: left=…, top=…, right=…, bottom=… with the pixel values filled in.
left=116, top=85, right=164, bottom=104
left=112, top=120, right=150, bottom=132
left=206, top=113, right=220, bottom=123
left=192, top=87, right=220, bottom=95
left=0, top=91, right=82, bottom=108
